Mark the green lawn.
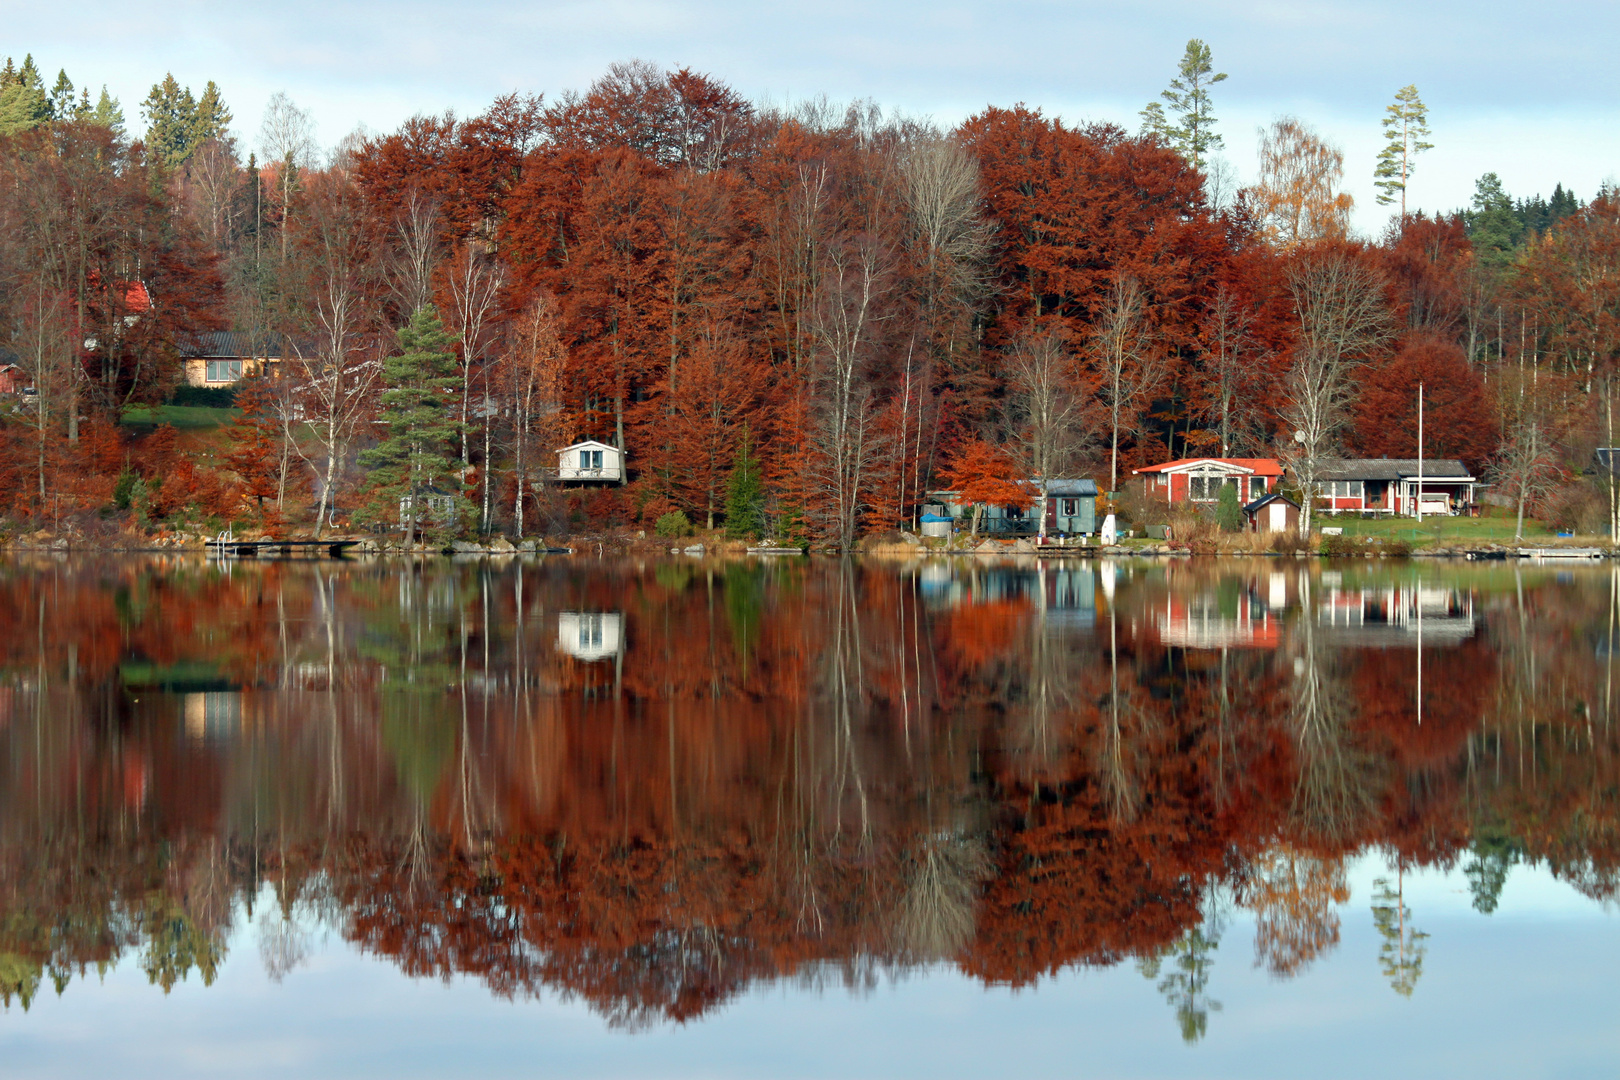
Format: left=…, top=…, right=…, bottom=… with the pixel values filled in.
left=121, top=404, right=240, bottom=430
left=1317, top=510, right=1562, bottom=546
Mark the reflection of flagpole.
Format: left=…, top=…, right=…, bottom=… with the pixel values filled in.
left=1416, top=575, right=1423, bottom=727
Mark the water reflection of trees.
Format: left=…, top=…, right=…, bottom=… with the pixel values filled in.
left=1, top=557, right=1619, bottom=1030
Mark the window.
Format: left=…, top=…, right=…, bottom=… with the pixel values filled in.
left=1189, top=475, right=1229, bottom=501
left=205, top=359, right=242, bottom=383
left=1326, top=480, right=1364, bottom=499
left=581, top=449, right=604, bottom=470
left=579, top=614, right=604, bottom=650
left=1250, top=476, right=1268, bottom=497
left=1062, top=498, right=1078, bottom=516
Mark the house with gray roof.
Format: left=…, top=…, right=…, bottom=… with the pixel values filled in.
left=1315, top=458, right=1477, bottom=516
left=179, top=331, right=295, bottom=386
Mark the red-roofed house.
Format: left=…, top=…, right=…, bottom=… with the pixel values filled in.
left=1132, top=458, right=1285, bottom=505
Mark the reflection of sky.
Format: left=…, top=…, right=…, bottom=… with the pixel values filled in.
left=6, top=860, right=1614, bottom=1079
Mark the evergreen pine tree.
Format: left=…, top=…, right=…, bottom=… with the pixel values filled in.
left=1373, top=84, right=1433, bottom=215
left=724, top=426, right=766, bottom=540
left=47, top=70, right=74, bottom=119
left=1464, top=173, right=1523, bottom=268
left=1145, top=40, right=1227, bottom=170
left=358, top=306, right=470, bottom=541
left=91, top=87, right=125, bottom=136
left=0, top=54, right=50, bottom=135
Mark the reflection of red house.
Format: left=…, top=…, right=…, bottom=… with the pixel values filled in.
left=1153, top=592, right=1281, bottom=650
left=1133, top=458, right=1285, bottom=505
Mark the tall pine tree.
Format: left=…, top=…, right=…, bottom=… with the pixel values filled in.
left=1141, top=40, right=1227, bottom=171
left=724, top=425, right=765, bottom=540
left=1373, top=84, right=1433, bottom=216
left=359, top=307, right=470, bottom=541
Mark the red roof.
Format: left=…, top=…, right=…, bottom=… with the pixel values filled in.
left=1133, top=457, right=1284, bottom=475
left=123, top=281, right=152, bottom=313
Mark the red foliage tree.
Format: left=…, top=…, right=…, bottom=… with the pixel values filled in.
left=939, top=438, right=1033, bottom=538
left=1350, top=332, right=1497, bottom=470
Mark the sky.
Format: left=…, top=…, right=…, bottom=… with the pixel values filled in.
left=5, top=0, right=1618, bottom=233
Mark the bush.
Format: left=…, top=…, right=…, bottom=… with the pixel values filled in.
left=1320, top=533, right=1361, bottom=557
left=1216, top=481, right=1244, bottom=532
left=1269, top=530, right=1309, bottom=554
left=655, top=510, right=693, bottom=538
left=170, top=385, right=237, bottom=407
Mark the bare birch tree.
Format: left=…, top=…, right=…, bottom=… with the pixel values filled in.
left=1280, top=248, right=1395, bottom=535
left=282, top=175, right=380, bottom=537
left=809, top=236, right=890, bottom=549
left=503, top=293, right=568, bottom=538
left=446, top=243, right=504, bottom=482
left=1489, top=370, right=1563, bottom=542
left=900, top=136, right=993, bottom=512
left=385, top=196, right=442, bottom=325
left=259, top=92, right=318, bottom=262
left=1202, top=285, right=1271, bottom=456
left=1006, top=331, right=1085, bottom=538
left=1092, top=275, right=1166, bottom=493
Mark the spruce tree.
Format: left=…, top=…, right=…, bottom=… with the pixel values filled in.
left=724, top=426, right=766, bottom=540
left=359, top=307, right=470, bottom=541
left=0, top=54, right=50, bottom=136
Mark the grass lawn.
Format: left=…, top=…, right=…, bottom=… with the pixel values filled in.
left=1317, top=509, right=1563, bottom=546
left=121, top=404, right=240, bottom=431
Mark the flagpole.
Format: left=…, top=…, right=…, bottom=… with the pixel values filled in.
left=1416, top=382, right=1424, bottom=523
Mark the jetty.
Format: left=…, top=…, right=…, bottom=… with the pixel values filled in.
left=206, top=537, right=362, bottom=559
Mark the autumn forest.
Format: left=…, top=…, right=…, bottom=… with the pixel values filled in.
left=1, top=45, right=1616, bottom=544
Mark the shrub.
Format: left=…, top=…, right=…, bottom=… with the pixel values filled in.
left=1320, top=533, right=1361, bottom=557
left=1216, top=481, right=1244, bottom=532
left=1269, top=530, right=1308, bottom=554
left=655, top=510, right=693, bottom=538
left=170, top=385, right=237, bottom=407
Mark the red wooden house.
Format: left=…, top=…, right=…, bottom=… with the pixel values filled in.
left=1132, top=458, right=1285, bottom=506
left=0, top=363, right=29, bottom=394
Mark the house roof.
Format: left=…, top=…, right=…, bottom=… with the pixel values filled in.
left=1042, top=478, right=1100, bottom=497
left=558, top=440, right=622, bottom=453
left=1243, top=493, right=1300, bottom=513
left=179, top=330, right=300, bottom=360
left=1316, top=458, right=1473, bottom=481
left=1133, top=457, right=1284, bottom=475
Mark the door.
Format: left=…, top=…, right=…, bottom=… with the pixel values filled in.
left=1270, top=502, right=1288, bottom=531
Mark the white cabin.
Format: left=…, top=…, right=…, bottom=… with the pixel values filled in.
left=557, top=440, right=625, bottom=482
left=557, top=612, right=624, bottom=662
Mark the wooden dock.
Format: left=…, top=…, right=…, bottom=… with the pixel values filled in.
left=206, top=538, right=362, bottom=559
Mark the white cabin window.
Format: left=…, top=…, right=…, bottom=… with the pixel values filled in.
left=582, top=449, right=604, bottom=470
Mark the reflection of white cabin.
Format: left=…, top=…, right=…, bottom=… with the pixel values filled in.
left=557, top=612, right=624, bottom=662
left=1317, top=584, right=1476, bottom=646
left=557, top=440, right=625, bottom=482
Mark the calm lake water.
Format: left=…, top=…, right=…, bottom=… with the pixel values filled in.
left=1, top=554, right=1616, bottom=1078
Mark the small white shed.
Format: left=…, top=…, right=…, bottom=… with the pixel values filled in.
left=557, top=440, right=625, bottom=482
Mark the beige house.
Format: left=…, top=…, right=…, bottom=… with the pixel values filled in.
left=181, top=332, right=287, bottom=387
